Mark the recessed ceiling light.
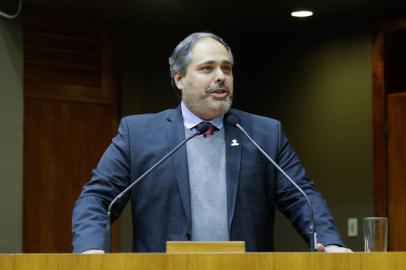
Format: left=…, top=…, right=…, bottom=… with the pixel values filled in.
left=291, top=10, right=314, bottom=18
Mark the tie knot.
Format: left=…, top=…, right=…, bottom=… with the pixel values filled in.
left=203, top=122, right=215, bottom=138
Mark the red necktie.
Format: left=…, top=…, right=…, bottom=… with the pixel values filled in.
left=203, top=122, right=215, bottom=138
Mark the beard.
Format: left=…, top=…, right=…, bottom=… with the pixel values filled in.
left=182, top=82, right=233, bottom=120
left=199, top=92, right=233, bottom=113
left=202, top=82, right=233, bottom=111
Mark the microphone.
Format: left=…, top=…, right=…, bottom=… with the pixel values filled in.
left=104, top=122, right=210, bottom=252
left=226, top=114, right=318, bottom=252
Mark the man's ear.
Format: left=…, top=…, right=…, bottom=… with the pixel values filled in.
left=174, top=72, right=183, bottom=90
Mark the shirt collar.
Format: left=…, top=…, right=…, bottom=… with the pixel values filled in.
left=181, top=101, right=224, bottom=130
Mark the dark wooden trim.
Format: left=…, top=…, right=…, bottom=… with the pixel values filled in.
left=372, top=27, right=387, bottom=217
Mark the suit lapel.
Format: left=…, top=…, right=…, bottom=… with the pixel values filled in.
left=224, top=113, right=242, bottom=229
left=164, top=106, right=192, bottom=224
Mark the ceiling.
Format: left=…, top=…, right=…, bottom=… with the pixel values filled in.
left=2, top=0, right=406, bottom=24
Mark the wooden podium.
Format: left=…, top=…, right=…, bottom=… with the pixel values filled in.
left=1, top=242, right=405, bottom=270
left=1, top=252, right=406, bottom=270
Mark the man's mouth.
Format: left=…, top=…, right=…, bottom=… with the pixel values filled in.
left=207, top=88, right=228, bottom=99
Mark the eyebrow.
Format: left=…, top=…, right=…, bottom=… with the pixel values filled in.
left=198, top=60, right=233, bottom=66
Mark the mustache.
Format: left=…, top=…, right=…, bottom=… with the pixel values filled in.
left=206, top=83, right=229, bottom=93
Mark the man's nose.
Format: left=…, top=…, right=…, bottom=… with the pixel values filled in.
left=215, top=67, right=226, bottom=82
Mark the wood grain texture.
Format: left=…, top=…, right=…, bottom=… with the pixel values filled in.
left=23, top=17, right=118, bottom=252
left=372, top=27, right=387, bottom=218
left=1, top=253, right=406, bottom=270
left=166, top=241, right=245, bottom=253
left=23, top=99, right=116, bottom=252
left=387, top=93, right=406, bottom=251
left=23, top=16, right=116, bottom=104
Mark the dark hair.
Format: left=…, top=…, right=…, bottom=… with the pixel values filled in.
left=168, top=32, right=234, bottom=99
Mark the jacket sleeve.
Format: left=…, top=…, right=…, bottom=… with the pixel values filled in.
left=72, top=117, right=131, bottom=253
left=273, top=121, right=345, bottom=247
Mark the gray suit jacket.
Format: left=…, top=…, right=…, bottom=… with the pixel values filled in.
left=72, top=106, right=343, bottom=252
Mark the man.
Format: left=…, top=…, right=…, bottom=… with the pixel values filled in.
left=72, top=32, right=351, bottom=253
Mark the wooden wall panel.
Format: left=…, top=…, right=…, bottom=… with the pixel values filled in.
left=23, top=17, right=118, bottom=252
left=24, top=17, right=115, bottom=104
left=373, top=19, right=406, bottom=251
left=387, top=93, right=406, bottom=251
left=23, top=100, right=115, bottom=252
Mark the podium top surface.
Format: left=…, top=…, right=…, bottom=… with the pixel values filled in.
left=1, top=252, right=406, bottom=270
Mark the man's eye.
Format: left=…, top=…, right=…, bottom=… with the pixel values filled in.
left=200, top=66, right=213, bottom=71
left=222, top=66, right=232, bottom=72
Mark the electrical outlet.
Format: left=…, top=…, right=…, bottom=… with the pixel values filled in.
left=348, top=218, right=358, bottom=237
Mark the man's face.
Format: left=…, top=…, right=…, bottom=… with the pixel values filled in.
left=175, top=38, right=234, bottom=120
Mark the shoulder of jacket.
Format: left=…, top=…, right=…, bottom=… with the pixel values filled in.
left=229, top=108, right=281, bottom=127
left=121, top=107, right=178, bottom=125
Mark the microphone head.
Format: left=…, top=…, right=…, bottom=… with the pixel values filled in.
left=195, top=122, right=210, bottom=134
left=225, top=114, right=240, bottom=127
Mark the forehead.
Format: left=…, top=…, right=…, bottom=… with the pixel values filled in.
left=189, top=38, right=232, bottom=64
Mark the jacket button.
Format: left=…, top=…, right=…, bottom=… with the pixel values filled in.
left=185, top=233, right=191, bottom=240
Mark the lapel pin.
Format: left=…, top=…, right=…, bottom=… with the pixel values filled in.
left=231, top=139, right=239, bottom=146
